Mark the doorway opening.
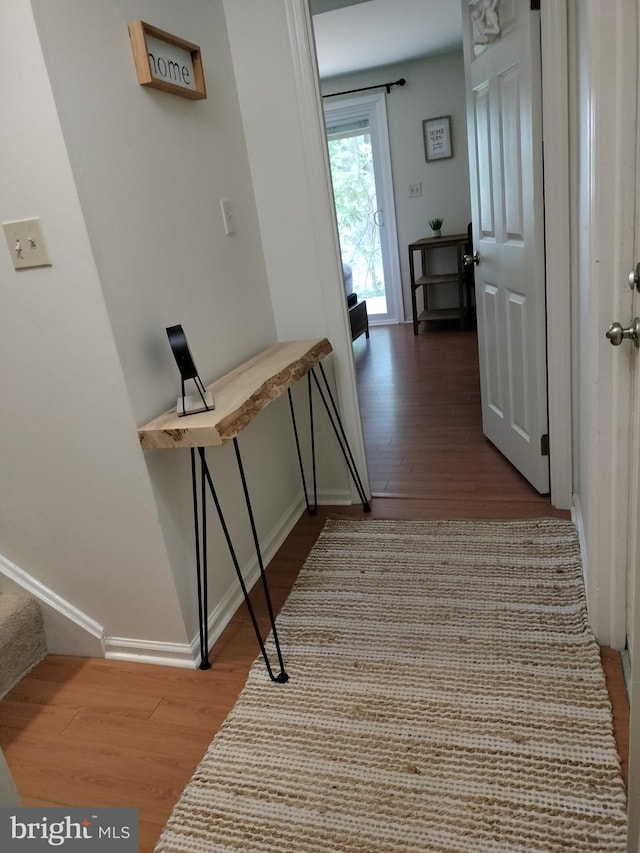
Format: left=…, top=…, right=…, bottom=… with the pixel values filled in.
left=310, top=3, right=555, bottom=504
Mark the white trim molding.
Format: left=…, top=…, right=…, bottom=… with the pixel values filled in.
left=571, top=494, right=588, bottom=595
left=579, top=0, right=636, bottom=650
left=104, top=637, right=196, bottom=668
left=541, top=0, right=572, bottom=510
left=0, top=552, right=105, bottom=647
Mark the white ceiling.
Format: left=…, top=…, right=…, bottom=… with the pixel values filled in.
left=311, top=0, right=464, bottom=79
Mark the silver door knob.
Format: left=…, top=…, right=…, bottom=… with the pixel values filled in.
left=629, top=263, right=640, bottom=291
left=463, top=251, right=479, bottom=266
left=606, top=317, right=640, bottom=347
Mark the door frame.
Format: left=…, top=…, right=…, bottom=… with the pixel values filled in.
left=567, top=0, right=637, bottom=651
left=324, top=93, right=404, bottom=325
left=540, top=1, right=572, bottom=510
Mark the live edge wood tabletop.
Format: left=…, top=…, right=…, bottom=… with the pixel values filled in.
left=138, top=338, right=333, bottom=451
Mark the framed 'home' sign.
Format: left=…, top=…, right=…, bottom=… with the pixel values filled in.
left=128, top=21, right=207, bottom=100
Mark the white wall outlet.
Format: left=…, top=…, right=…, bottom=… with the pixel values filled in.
left=220, top=199, right=236, bottom=235
left=2, top=218, right=51, bottom=269
left=409, top=183, right=422, bottom=198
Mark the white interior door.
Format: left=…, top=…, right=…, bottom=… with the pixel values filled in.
left=461, top=0, right=549, bottom=493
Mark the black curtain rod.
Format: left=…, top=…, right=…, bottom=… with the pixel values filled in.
left=322, top=78, right=406, bottom=98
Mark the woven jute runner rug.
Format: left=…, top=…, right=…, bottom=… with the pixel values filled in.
left=156, top=518, right=628, bottom=852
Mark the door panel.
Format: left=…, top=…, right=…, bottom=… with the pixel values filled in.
left=474, top=85, right=495, bottom=237
left=506, top=290, right=527, bottom=437
left=499, top=66, right=523, bottom=240
left=462, top=0, right=549, bottom=493
left=481, top=283, right=503, bottom=417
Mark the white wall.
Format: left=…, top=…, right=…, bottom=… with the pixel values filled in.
left=223, top=0, right=368, bottom=501
left=30, top=0, right=307, bottom=645
left=31, top=0, right=279, bottom=424
left=0, top=0, right=319, bottom=658
left=321, top=52, right=472, bottom=320
left=0, top=1, right=187, bottom=647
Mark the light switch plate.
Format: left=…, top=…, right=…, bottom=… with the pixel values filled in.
left=220, top=199, right=236, bottom=235
left=3, top=218, right=51, bottom=269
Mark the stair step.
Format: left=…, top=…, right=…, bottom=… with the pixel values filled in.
left=0, top=593, right=47, bottom=699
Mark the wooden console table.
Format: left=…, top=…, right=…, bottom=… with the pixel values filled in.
left=409, top=233, right=469, bottom=333
left=139, top=338, right=369, bottom=679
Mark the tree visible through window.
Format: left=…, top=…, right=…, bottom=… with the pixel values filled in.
left=327, top=132, right=386, bottom=312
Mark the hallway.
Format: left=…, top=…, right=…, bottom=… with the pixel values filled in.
left=0, top=324, right=628, bottom=853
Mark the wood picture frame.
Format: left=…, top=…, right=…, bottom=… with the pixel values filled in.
left=128, top=21, right=207, bottom=101
left=423, top=115, right=453, bottom=161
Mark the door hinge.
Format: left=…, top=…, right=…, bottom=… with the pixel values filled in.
left=531, top=0, right=540, bottom=9
left=540, top=433, right=549, bottom=456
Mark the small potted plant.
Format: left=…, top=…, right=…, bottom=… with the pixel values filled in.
left=429, top=217, right=444, bottom=237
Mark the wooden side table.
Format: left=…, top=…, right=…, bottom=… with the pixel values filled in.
left=409, top=233, right=469, bottom=333
left=139, top=339, right=370, bottom=678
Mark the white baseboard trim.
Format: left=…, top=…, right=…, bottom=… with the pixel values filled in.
left=571, top=495, right=588, bottom=594
left=0, top=553, right=105, bottom=646
left=104, top=493, right=311, bottom=669
left=317, top=488, right=354, bottom=505
left=104, top=637, right=197, bottom=668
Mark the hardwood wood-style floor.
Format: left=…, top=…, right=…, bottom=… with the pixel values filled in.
left=354, top=323, right=554, bottom=505
left=0, top=323, right=628, bottom=852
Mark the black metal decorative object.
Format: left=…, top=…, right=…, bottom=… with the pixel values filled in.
left=166, top=324, right=214, bottom=416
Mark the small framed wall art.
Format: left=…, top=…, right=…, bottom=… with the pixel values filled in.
left=128, top=21, right=207, bottom=100
left=423, top=115, right=452, bottom=161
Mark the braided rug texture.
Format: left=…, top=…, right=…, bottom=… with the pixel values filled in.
left=157, top=518, right=627, bottom=853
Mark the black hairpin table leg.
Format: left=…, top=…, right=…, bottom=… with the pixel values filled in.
left=193, top=446, right=288, bottom=682
left=190, top=449, right=211, bottom=670
left=289, top=367, right=370, bottom=514
left=232, top=439, right=288, bottom=682
left=309, top=364, right=371, bottom=512
left=288, top=387, right=317, bottom=515
left=307, top=373, right=318, bottom=510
